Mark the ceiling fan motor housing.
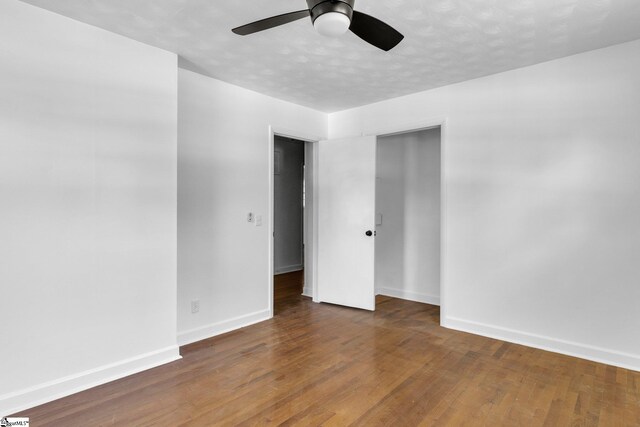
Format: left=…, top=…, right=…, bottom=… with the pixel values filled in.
left=307, top=0, right=355, bottom=24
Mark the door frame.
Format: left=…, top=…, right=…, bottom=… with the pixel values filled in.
left=368, top=116, right=449, bottom=321
left=268, top=126, right=321, bottom=318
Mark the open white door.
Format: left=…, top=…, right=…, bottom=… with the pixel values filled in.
left=317, top=135, right=376, bottom=311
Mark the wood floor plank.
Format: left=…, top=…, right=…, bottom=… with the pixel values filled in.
left=12, top=271, right=640, bottom=426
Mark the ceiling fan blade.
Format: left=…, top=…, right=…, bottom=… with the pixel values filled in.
left=349, top=11, right=404, bottom=51
left=232, top=10, right=310, bottom=35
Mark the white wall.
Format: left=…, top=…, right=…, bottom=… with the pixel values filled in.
left=0, top=0, right=179, bottom=415
left=375, top=137, right=406, bottom=299
left=274, top=137, right=305, bottom=274
left=376, top=129, right=441, bottom=305
left=178, top=69, right=326, bottom=345
left=330, top=39, right=640, bottom=371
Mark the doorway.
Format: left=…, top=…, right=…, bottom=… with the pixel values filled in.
left=375, top=128, right=442, bottom=306
left=273, top=135, right=309, bottom=314
left=315, top=125, right=443, bottom=313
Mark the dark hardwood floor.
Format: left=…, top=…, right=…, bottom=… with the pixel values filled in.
left=15, top=270, right=640, bottom=425
left=274, top=269, right=305, bottom=315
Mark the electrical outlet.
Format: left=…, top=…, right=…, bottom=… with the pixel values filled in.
left=191, top=300, right=200, bottom=314
left=255, top=215, right=262, bottom=226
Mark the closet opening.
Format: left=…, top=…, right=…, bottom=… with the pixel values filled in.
left=375, top=127, right=442, bottom=308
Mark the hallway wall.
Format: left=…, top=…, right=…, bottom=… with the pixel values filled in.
left=274, top=137, right=305, bottom=274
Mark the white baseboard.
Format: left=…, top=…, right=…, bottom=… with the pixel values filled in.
left=302, top=286, right=312, bottom=297
left=376, top=287, right=440, bottom=306
left=274, top=264, right=303, bottom=275
left=443, top=316, right=640, bottom=372
left=177, top=309, right=271, bottom=346
left=0, top=345, right=181, bottom=416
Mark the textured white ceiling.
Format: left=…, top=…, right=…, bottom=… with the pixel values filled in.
left=18, top=0, right=640, bottom=112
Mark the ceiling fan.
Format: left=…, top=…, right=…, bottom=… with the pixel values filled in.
left=232, top=0, right=404, bottom=52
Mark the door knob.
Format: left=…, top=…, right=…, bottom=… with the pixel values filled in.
left=365, top=230, right=373, bottom=236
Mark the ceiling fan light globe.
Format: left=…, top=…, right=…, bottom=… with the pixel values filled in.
left=313, top=12, right=350, bottom=37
